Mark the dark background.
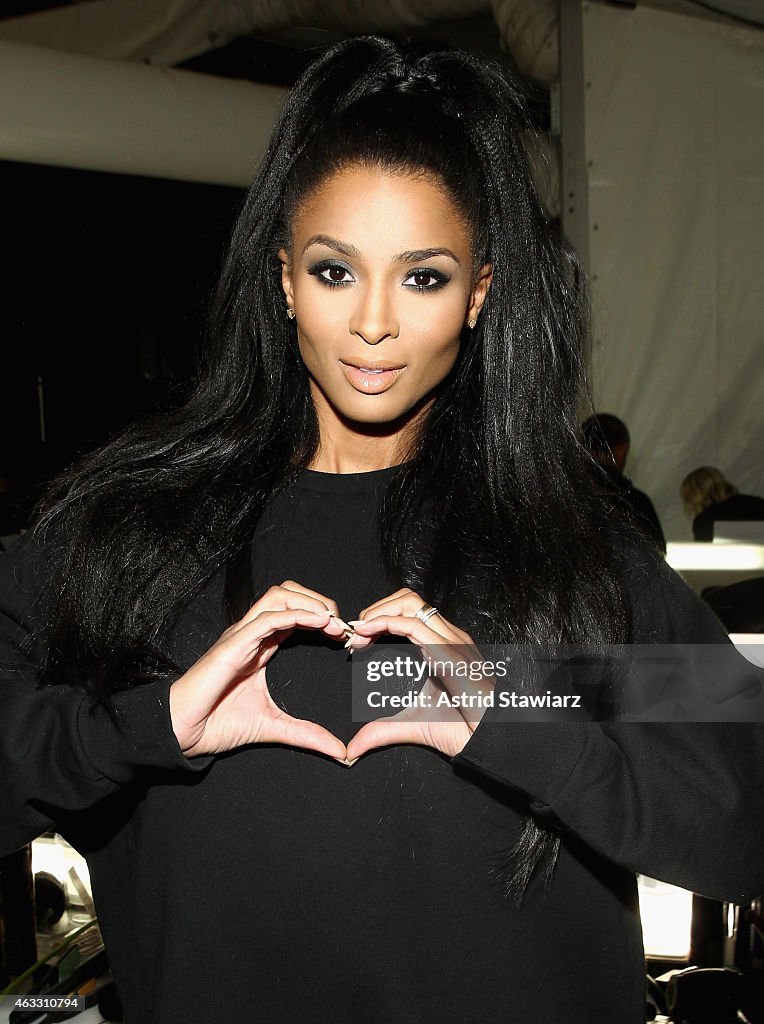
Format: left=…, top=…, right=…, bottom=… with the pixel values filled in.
left=0, top=29, right=340, bottom=528
left=1, top=161, right=244, bottom=526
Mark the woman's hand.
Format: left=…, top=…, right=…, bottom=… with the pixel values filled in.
left=168, top=582, right=349, bottom=760
left=344, top=589, right=495, bottom=762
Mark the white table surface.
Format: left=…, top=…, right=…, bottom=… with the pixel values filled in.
left=666, top=540, right=764, bottom=594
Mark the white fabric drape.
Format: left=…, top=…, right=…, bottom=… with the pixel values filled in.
left=583, top=2, right=764, bottom=540
left=0, top=0, right=490, bottom=65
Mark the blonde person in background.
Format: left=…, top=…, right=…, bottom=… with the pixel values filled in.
left=680, top=466, right=764, bottom=541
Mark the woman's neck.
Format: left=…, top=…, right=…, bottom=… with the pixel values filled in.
left=305, top=451, right=405, bottom=474
left=305, top=422, right=414, bottom=474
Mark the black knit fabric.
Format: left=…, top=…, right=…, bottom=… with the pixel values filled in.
left=1, top=465, right=763, bottom=1024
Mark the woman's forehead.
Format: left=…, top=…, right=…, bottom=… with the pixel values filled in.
left=290, top=165, right=473, bottom=258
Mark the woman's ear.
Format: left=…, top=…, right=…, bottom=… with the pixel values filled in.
left=466, top=262, right=493, bottom=325
left=278, top=248, right=294, bottom=309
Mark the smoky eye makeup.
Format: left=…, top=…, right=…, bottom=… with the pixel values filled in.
left=306, top=258, right=451, bottom=292
left=402, top=268, right=450, bottom=292
left=306, top=259, right=354, bottom=288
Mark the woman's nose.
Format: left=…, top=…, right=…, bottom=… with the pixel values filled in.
left=348, top=283, right=399, bottom=345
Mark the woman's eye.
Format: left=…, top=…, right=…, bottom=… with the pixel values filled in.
left=323, top=265, right=352, bottom=285
left=404, top=269, right=449, bottom=292
left=307, top=261, right=354, bottom=287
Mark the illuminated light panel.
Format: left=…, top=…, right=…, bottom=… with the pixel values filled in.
left=665, top=542, right=764, bottom=571
left=638, top=876, right=693, bottom=959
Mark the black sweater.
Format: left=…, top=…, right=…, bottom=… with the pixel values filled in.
left=1, top=465, right=763, bottom=1024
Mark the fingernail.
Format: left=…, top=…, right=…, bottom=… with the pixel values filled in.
left=329, top=613, right=355, bottom=641
left=340, top=757, right=359, bottom=767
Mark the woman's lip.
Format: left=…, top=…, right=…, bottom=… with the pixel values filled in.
left=340, top=362, right=406, bottom=394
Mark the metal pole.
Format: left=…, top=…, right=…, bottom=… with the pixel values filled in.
left=558, top=0, right=590, bottom=270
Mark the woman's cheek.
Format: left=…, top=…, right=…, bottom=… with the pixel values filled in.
left=295, top=308, right=345, bottom=359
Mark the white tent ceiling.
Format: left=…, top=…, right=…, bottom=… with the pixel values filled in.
left=0, top=0, right=561, bottom=210
left=0, top=1, right=553, bottom=78
left=0, top=0, right=760, bottom=85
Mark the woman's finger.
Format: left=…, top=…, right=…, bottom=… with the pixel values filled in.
left=227, top=604, right=347, bottom=646
left=353, top=593, right=472, bottom=643
left=355, top=588, right=418, bottom=619
left=278, top=583, right=356, bottom=636
left=279, top=581, right=341, bottom=616
left=344, top=609, right=454, bottom=652
left=349, top=613, right=459, bottom=646
left=349, top=616, right=491, bottom=693
left=234, top=582, right=344, bottom=631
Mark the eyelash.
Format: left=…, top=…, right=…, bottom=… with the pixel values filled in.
left=306, top=260, right=450, bottom=293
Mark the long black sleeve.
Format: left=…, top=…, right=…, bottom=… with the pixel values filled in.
left=0, top=534, right=212, bottom=857
left=452, top=553, right=764, bottom=904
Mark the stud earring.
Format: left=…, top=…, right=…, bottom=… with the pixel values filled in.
left=286, top=307, right=296, bottom=320
left=467, top=317, right=477, bottom=329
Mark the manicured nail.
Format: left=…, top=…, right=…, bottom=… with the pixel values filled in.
left=330, top=613, right=356, bottom=640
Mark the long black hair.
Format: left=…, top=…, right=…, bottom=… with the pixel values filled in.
left=30, top=35, right=632, bottom=899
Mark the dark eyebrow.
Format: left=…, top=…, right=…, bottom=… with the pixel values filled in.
left=301, top=235, right=360, bottom=258
left=301, top=236, right=461, bottom=266
left=393, top=248, right=461, bottom=266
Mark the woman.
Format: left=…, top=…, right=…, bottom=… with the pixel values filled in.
left=680, top=465, right=764, bottom=541
left=1, top=35, right=762, bottom=1024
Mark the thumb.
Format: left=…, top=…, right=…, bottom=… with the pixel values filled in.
left=264, top=710, right=348, bottom=761
left=345, top=717, right=424, bottom=761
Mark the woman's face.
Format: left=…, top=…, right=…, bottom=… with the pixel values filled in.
left=279, top=165, right=491, bottom=447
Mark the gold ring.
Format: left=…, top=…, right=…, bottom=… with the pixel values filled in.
left=415, top=603, right=439, bottom=624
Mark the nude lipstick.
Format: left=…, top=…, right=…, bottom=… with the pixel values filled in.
left=340, top=360, right=405, bottom=394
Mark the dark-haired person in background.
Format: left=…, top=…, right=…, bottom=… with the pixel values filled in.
left=0, top=36, right=762, bottom=1024
left=680, top=465, right=764, bottom=542
left=581, top=412, right=666, bottom=553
